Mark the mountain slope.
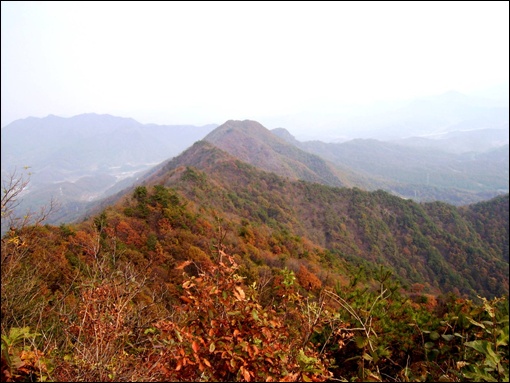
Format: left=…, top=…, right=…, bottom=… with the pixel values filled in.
left=203, top=120, right=368, bottom=188
left=128, top=140, right=509, bottom=298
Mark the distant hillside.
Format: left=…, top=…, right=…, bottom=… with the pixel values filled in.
left=1, top=113, right=216, bottom=226
left=201, top=120, right=417, bottom=195
left=273, top=128, right=509, bottom=205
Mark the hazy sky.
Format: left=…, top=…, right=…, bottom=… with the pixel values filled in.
left=1, top=1, right=509, bottom=130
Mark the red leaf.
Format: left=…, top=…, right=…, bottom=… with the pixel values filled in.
left=192, top=341, right=199, bottom=354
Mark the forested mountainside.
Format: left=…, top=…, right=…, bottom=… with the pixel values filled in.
left=137, top=140, right=509, bottom=298
left=2, top=135, right=508, bottom=381
left=272, top=127, right=509, bottom=205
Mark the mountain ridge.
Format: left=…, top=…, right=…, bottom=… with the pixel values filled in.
left=100, top=137, right=509, bottom=298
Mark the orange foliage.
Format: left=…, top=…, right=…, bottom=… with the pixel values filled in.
left=115, top=220, right=145, bottom=247
left=69, top=230, right=98, bottom=258
left=145, top=256, right=331, bottom=382
left=297, top=265, right=322, bottom=292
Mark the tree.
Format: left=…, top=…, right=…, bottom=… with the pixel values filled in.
left=1, top=168, right=59, bottom=339
left=1, top=167, right=58, bottom=234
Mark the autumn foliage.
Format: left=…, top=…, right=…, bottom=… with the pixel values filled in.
left=1, top=180, right=508, bottom=382
left=145, top=253, right=332, bottom=382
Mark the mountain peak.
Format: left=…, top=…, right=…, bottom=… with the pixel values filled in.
left=205, top=119, right=274, bottom=140
left=203, top=119, right=353, bottom=187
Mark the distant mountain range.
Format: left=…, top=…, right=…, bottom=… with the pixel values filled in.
left=2, top=88, right=508, bottom=228
left=1, top=113, right=216, bottom=224
left=392, top=127, right=509, bottom=154
left=272, top=127, right=508, bottom=204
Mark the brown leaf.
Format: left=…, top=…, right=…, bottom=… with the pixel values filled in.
left=241, top=366, right=251, bottom=382
left=281, top=372, right=299, bottom=382
left=235, top=286, right=246, bottom=299
left=176, top=260, right=192, bottom=270
left=175, top=360, right=182, bottom=371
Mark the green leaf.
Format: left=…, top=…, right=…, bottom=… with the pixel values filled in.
left=362, top=352, right=373, bottom=362
left=465, top=340, right=489, bottom=355
left=355, top=335, right=368, bottom=349
left=174, top=329, right=183, bottom=342
left=424, top=342, right=435, bottom=349
left=463, top=367, right=497, bottom=382
left=144, top=327, right=157, bottom=335
left=484, top=345, right=501, bottom=368
left=496, top=326, right=509, bottom=347
left=467, top=317, right=486, bottom=329
left=426, top=348, right=439, bottom=361
left=441, top=334, right=455, bottom=342
left=429, top=331, right=440, bottom=340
